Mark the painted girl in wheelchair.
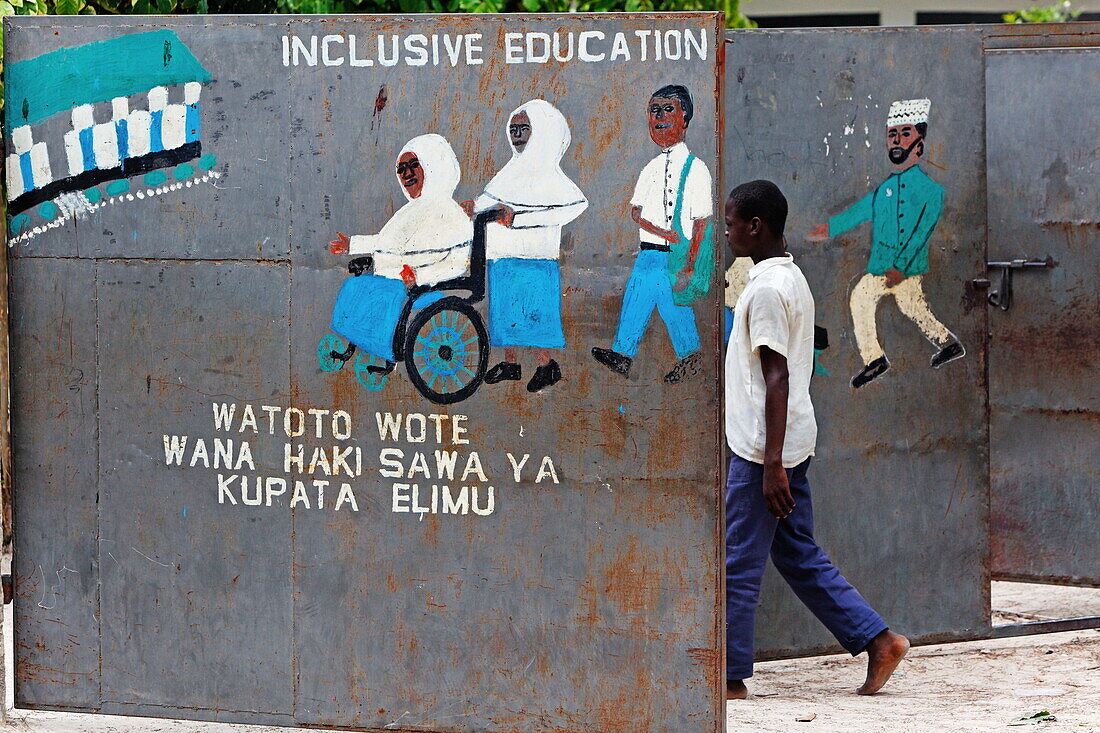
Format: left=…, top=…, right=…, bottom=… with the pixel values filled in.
left=320, top=133, right=494, bottom=405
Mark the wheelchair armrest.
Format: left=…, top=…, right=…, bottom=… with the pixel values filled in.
left=349, top=256, right=373, bottom=276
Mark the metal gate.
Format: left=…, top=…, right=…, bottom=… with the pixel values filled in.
left=724, top=26, right=992, bottom=657
left=984, top=24, right=1100, bottom=587
left=5, top=14, right=725, bottom=731
left=725, top=22, right=1100, bottom=658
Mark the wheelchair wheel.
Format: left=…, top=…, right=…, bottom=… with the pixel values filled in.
left=353, top=352, right=390, bottom=392
left=317, top=333, right=348, bottom=373
left=404, top=297, right=489, bottom=405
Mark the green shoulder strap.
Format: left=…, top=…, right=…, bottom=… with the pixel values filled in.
left=667, top=153, right=714, bottom=306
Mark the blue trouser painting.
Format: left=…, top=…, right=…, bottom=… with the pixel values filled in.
left=330, top=274, right=407, bottom=363
left=725, top=454, right=887, bottom=680
left=488, top=258, right=565, bottom=349
left=611, top=248, right=700, bottom=359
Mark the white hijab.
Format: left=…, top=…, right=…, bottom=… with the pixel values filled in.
left=361, top=134, right=471, bottom=284
left=371, top=133, right=471, bottom=256
left=397, top=133, right=461, bottom=205
left=479, top=99, right=585, bottom=209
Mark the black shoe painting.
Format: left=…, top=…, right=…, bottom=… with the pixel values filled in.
left=485, top=361, right=522, bottom=384
left=592, top=347, right=632, bottom=377
left=930, top=341, right=965, bottom=369
left=851, top=356, right=890, bottom=389
left=664, top=351, right=702, bottom=384
left=527, top=359, right=562, bottom=393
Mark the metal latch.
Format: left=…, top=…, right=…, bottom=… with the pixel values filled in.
left=974, top=256, right=1054, bottom=311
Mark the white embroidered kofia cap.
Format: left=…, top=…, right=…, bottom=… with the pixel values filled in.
left=887, top=98, right=931, bottom=127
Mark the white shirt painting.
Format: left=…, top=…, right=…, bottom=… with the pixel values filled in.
left=631, top=140, right=712, bottom=245
left=475, top=99, right=588, bottom=261
left=725, top=254, right=818, bottom=468
left=349, top=134, right=473, bottom=285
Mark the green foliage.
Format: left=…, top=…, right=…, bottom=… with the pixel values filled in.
left=1004, top=1, right=1081, bottom=22
left=261, top=0, right=751, bottom=25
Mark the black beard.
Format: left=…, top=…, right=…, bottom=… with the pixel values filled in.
left=888, top=138, right=921, bottom=165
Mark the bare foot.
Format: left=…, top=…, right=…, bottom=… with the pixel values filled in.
left=726, top=679, right=748, bottom=700
left=858, top=629, right=910, bottom=695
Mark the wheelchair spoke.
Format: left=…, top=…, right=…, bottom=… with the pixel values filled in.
left=406, top=302, right=487, bottom=400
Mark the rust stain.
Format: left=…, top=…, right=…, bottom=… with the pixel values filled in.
left=602, top=536, right=661, bottom=615
left=372, top=85, right=388, bottom=116
left=687, top=646, right=720, bottom=667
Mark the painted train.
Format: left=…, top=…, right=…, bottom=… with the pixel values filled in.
left=4, top=30, right=213, bottom=237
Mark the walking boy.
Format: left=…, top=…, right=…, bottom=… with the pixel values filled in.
left=724, top=180, right=909, bottom=699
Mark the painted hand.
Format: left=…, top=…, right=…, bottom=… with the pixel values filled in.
left=673, top=268, right=693, bottom=292
left=661, top=227, right=681, bottom=244
left=400, top=264, right=417, bottom=288
left=807, top=223, right=830, bottom=242
left=885, top=268, right=906, bottom=288
left=459, top=200, right=475, bottom=218
left=762, top=462, right=795, bottom=519
left=495, top=204, right=516, bottom=228
left=329, top=232, right=350, bottom=255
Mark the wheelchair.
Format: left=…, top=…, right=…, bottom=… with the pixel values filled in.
left=317, top=209, right=498, bottom=405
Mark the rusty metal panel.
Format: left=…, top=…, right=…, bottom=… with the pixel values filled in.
left=9, top=257, right=101, bottom=708
left=985, top=30, right=1100, bottom=586
left=723, top=26, right=991, bottom=658
left=983, top=21, right=1100, bottom=50
left=95, top=261, right=295, bottom=723
left=6, top=13, right=725, bottom=731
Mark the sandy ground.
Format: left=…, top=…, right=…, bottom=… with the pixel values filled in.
left=1, top=582, right=1098, bottom=731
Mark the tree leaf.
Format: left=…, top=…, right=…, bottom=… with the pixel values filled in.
left=54, top=0, right=83, bottom=15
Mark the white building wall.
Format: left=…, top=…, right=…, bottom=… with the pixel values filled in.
left=745, top=0, right=1100, bottom=26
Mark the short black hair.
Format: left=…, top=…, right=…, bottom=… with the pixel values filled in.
left=650, top=84, right=693, bottom=126
left=729, top=180, right=788, bottom=236
left=915, top=122, right=928, bottom=138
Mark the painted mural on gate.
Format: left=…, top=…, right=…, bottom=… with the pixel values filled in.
left=592, top=84, right=715, bottom=385
left=321, top=133, right=479, bottom=404
left=318, top=100, right=587, bottom=405
left=4, top=30, right=219, bottom=245
left=809, top=98, right=965, bottom=388
left=319, top=84, right=717, bottom=405
left=473, top=99, right=588, bottom=394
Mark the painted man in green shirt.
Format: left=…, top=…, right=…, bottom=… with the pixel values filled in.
left=810, top=99, right=964, bottom=388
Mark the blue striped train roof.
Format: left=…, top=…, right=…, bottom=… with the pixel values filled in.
left=5, top=29, right=211, bottom=131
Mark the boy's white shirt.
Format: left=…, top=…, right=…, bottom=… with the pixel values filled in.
left=725, top=253, right=817, bottom=468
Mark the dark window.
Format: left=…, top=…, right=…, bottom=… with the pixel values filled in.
left=917, top=11, right=1100, bottom=24
left=752, top=13, right=880, bottom=28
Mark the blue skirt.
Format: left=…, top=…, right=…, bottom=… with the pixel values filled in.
left=330, top=274, right=407, bottom=363
left=488, top=258, right=565, bottom=349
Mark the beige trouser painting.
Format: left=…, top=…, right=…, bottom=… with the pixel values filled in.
left=850, top=273, right=955, bottom=364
